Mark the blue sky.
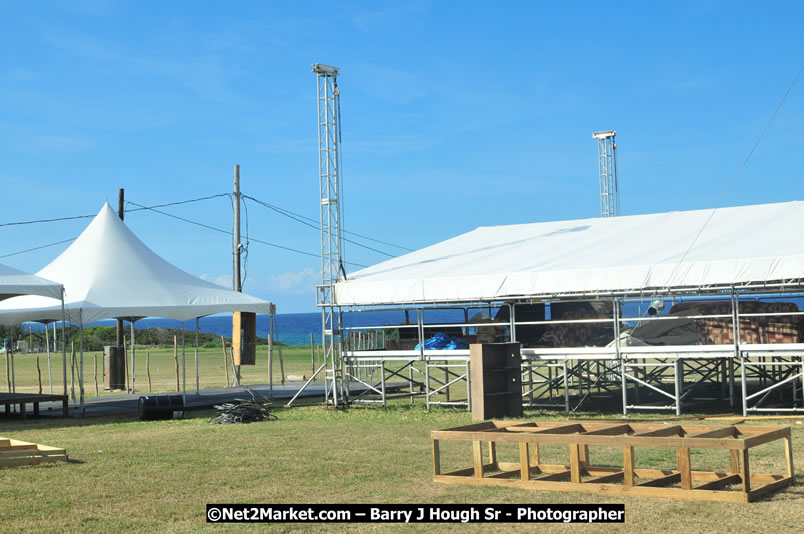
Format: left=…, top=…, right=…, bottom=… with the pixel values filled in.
left=1, top=1, right=802, bottom=312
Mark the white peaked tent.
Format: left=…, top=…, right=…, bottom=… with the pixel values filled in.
left=0, top=202, right=272, bottom=324
left=333, top=200, right=804, bottom=306
left=0, top=264, right=66, bottom=397
left=0, top=263, right=63, bottom=301
left=0, top=202, right=274, bottom=414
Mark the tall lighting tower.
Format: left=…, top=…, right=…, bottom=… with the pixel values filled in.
left=593, top=130, right=620, bottom=217
left=313, top=63, right=345, bottom=406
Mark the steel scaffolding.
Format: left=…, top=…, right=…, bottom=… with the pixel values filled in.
left=593, top=130, right=620, bottom=217
left=314, top=63, right=345, bottom=407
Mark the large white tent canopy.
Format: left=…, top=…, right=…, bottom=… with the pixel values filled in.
left=334, top=201, right=804, bottom=306
left=0, top=203, right=273, bottom=325
left=0, top=263, right=63, bottom=301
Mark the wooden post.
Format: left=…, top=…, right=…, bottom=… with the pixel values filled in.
left=472, top=440, right=483, bottom=478
left=570, top=443, right=582, bottom=483
left=310, top=333, right=315, bottom=374
left=623, top=446, right=635, bottom=487
left=677, top=447, right=692, bottom=490
left=783, top=433, right=794, bottom=478
left=36, top=356, right=42, bottom=394
left=220, top=336, right=229, bottom=386
left=741, top=449, right=751, bottom=492
left=146, top=352, right=152, bottom=393
left=432, top=439, right=441, bottom=475
left=730, top=449, right=740, bottom=474
left=519, top=442, right=530, bottom=481
left=173, top=335, right=180, bottom=392
left=94, top=354, right=99, bottom=397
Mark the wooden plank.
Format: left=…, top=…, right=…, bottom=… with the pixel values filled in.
left=433, top=474, right=750, bottom=502
left=730, top=449, right=740, bottom=474
left=581, top=424, right=632, bottom=436
left=472, top=440, right=483, bottom=478
left=585, top=471, right=624, bottom=484
left=677, top=447, right=692, bottom=490
left=506, top=423, right=585, bottom=435
left=569, top=444, right=581, bottom=483
left=489, top=469, right=521, bottom=480
left=741, top=449, right=751, bottom=493
left=695, top=474, right=741, bottom=490
left=686, top=427, right=735, bottom=439
left=747, top=477, right=794, bottom=502
left=632, top=425, right=683, bottom=438
left=639, top=472, right=681, bottom=487
left=488, top=441, right=498, bottom=470
left=431, top=440, right=440, bottom=475
left=579, top=444, right=590, bottom=468
left=623, top=446, right=635, bottom=487
left=783, top=435, right=794, bottom=478
left=534, top=470, right=572, bottom=482
left=743, top=428, right=790, bottom=449
left=519, top=442, right=530, bottom=481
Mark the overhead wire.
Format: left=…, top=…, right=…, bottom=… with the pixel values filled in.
left=242, top=194, right=407, bottom=258
left=662, top=64, right=804, bottom=290
left=125, top=200, right=367, bottom=268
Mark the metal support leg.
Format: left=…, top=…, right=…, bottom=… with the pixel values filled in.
left=563, top=360, right=569, bottom=415
left=674, top=359, right=683, bottom=416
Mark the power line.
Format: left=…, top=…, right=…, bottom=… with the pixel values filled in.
left=0, top=194, right=229, bottom=229
left=0, top=237, right=77, bottom=259
left=126, top=200, right=367, bottom=268
left=664, top=64, right=804, bottom=289
left=242, top=194, right=410, bottom=257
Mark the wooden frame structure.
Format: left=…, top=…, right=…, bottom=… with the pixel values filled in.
left=0, top=437, right=68, bottom=467
left=431, top=421, right=795, bottom=502
left=0, top=393, right=69, bottom=418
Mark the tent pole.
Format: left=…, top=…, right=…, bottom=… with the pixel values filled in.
left=182, top=321, right=186, bottom=407
left=45, top=321, right=52, bottom=394
left=130, top=319, right=136, bottom=394
left=61, top=295, right=67, bottom=397
left=10, top=327, right=15, bottom=394
left=79, top=309, right=85, bottom=418
left=269, top=312, right=274, bottom=398
left=195, top=318, right=199, bottom=395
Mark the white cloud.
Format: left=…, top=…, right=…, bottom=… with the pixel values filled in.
left=266, top=268, right=318, bottom=295
left=200, top=273, right=231, bottom=288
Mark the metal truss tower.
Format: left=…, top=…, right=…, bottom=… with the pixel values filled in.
left=313, top=63, right=346, bottom=406
left=593, top=130, right=620, bottom=217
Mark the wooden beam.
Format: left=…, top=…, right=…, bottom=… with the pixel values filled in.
left=633, top=425, right=683, bottom=438
left=535, top=470, right=572, bottom=482
left=570, top=444, right=582, bottom=483
left=640, top=473, right=681, bottom=489
left=783, top=435, right=794, bottom=478
left=582, top=424, right=632, bottom=436
left=623, top=446, right=635, bottom=487
left=432, top=440, right=440, bottom=475
left=695, top=474, right=741, bottom=490
left=741, top=449, right=751, bottom=493
left=677, top=447, right=692, bottom=490
left=472, top=440, right=483, bottom=478
left=586, top=471, right=625, bottom=484
left=519, top=442, right=530, bottom=481
left=730, top=449, right=740, bottom=474
left=686, top=427, right=735, bottom=439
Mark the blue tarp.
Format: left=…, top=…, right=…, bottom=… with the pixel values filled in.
left=414, top=332, right=469, bottom=350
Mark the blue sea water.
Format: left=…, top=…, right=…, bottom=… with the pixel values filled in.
left=24, top=308, right=472, bottom=347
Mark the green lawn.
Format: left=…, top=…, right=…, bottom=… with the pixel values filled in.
left=3, top=345, right=323, bottom=397
left=1, top=405, right=802, bottom=533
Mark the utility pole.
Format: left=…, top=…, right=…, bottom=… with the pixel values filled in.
left=232, top=164, right=241, bottom=386
left=116, top=189, right=125, bottom=346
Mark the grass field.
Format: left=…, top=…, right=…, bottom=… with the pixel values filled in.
left=3, top=345, right=322, bottom=397
left=1, top=403, right=802, bottom=533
